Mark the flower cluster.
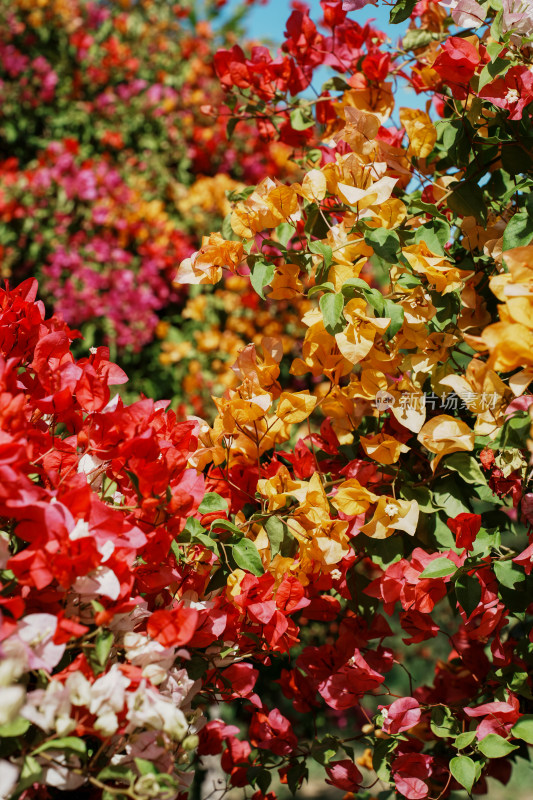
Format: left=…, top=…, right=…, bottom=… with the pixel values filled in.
left=0, top=0, right=293, bottom=362
left=5, top=0, right=533, bottom=798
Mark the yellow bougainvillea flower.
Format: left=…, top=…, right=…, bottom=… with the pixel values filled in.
left=417, top=414, right=474, bottom=471
left=276, top=390, right=317, bottom=424
left=294, top=169, right=327, bottom=202
left=360, top=496, right=419, bottom=539
left=402, top=242, right=473, bottom=294
left=482, top=322, right=533, bottom=371
left=337, top=175, right=398, bottom=211
left=291, top=321, right=353, bottom=383
left=269, top=263, right=304, bottom=300
left=331, top=478, right=378, bottom=516
left=360, top=432, right=410, bottom=465
left=335, top=298, right=391, bottom=365
left=174, top=232, right=243, bottom=285
left=226, top=569, right=248, bottom=599
left=339, top=106, right=380, bottom=157
left=174, top=252, right=222, bottom=285
left=292, top=472, right=330, bottom=530
left=266, top=184, right=299, bottom=220
left=232, top=337, right=283, bottom=396
left=231, top=178, right=300, bottom=238
left=334, top=84, right=394, bottom=126
left=489, top=245, right=533, bottom=329
left=440, top=359, right=513, bottom=435
left=213, top=388, right=272, bottom=433
left=257, top=465, right=306, bottom=511
left=306, top=520, right=351, bottom=568
left=399, top=107, right=437, bottom=159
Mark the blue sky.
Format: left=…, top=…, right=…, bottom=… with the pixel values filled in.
left=223, top=0, right=425, bottom=112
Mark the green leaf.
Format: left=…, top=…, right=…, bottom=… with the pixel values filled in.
left=309, top=240, right=333, bottom=270
left=221, top=213, right=233, bottom=241
left=276, top=222, right=293, bottom=247
left=308, top=281, right=335, bottom=297
left=319, top=292, right=345, bottom=335
left=432, top=476, right=471, bottom=516
left=247, top=766, right=272, bottom=794
left=402, top=28, right=437, bottom=51
left=250, top=261, right=275, bottom=300
left=0, top=716, right=30, bottom=737
left=198, top=492, right=229, bottom=514
left=382, top=299, right=404, bottom=340
left=210, top=518, right=242, bottom=536
left=95, top=629, right=114, bottom=667
left=431, top=706, right=460, bottom=739
left=448, top=182, right=487, bottom=226
left=420, top=557, right=457, bottom=579
left=98, top=765, right=135, bottom=784
left=226, top=117, right=239, bottom=140
left=454, top=572, right=481, bottom=617
left=363, top=228, right=401, bottom=263
left=445, top=453, right=487, bottom=486
left=231, top=538, right=264, bottom=576
left=310, top=736, right=339, bottom=765
left=408, top=195, right=448, bottom=220
left=17, top=756, right=43, bottom=794
left=187, top=531, right=217, bottom=552
left=286, top=761, right=308, bottom=795
left=455, top=731, right=477, bottom=750
left=135, top=758, right=158, bottom=775
left=373, top=738, right=398, bottom=782
left=413, top=219, right=450, bottom=255
left=205, top=567, right=229, bottom=593
left=321, top=76, right=351, bottom=92
left=340, top=277, right=371, bottom=298
left=264, top=516, right=297, bottom=558
left=33, top=737, right=87, bottom=757
left=478, top=56, right=510, bottom=91
left=511, top=715, right=533, bottom=744
left=477, top=733, right=518, bottom=758
left=503, top=211, right=533, bottom=250
left=494, top=558, right=526, bottom=590
left=290, top=107, right=315, bottom=131
left=181, top=518, right=206, bottom=540
left=450, top=755, right=476, bottom=794
left=400, top=484, right=435, bottom=513
left=390, top=0, right=417, bottom=23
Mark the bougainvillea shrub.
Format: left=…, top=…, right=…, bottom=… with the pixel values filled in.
left=3, top=0, right=533, bottom=798
left=0, top=0, right=296, bottom=404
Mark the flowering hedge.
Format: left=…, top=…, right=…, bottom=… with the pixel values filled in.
left=0, top=0, right=295, bottom=405
left=3, top=0, right=533, bottom=799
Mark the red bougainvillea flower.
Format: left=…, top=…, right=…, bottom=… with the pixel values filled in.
left=380, top=696, right=422, bottom=734
left=447, top=512, right=482, bottom=551
left=249, top=709, right=298, bottom=756
left=325, top=759, right=363, bottom=791
left=480, top=65, right=533, bottom=120
left=433, top=36, right=480, bottom=99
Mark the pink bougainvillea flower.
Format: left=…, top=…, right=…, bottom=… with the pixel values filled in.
left=325, top=759, right=363, bottom=791
left=380, top=696, right=422, bottom=734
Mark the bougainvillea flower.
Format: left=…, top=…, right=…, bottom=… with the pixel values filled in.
left=447, top=512, right=482, bottom=551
